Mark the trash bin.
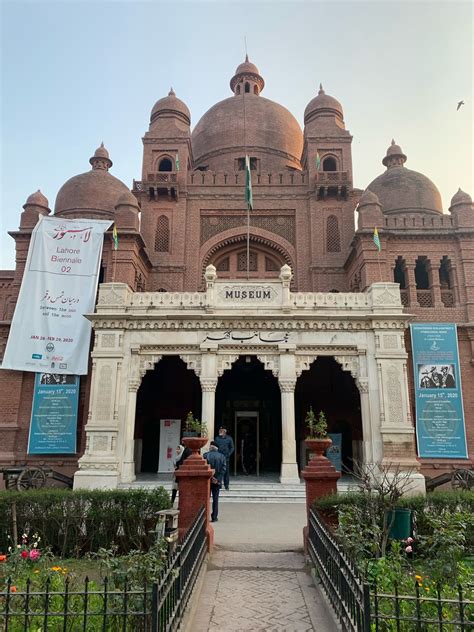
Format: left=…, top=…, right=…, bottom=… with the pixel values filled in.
left=386, top=508, right=412, bottom=540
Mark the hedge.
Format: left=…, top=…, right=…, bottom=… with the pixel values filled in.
left=0, top=488, right=171, bottom=557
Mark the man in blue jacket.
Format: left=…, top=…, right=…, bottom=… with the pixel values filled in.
left=214, top=426, right=234, bottom=490
left=204, top=441, right=226, bottom=522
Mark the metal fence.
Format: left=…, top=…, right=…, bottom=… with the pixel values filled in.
left=308, top=508, right=474, bottom=632
left=308, top=508, right=370, bottom=631
left=1, top=507, right=207, bottom=632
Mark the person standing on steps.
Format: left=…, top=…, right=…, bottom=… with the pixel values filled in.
left=214, top=426, right=234, bottom=490
left=204, top=441, right=226, bottom=522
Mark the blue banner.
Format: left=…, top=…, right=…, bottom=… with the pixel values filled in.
left=327, top=433, right=342, bottom=471
left=410, top=324, right=468, bottom=459
left=28, top=373, right=79, bottom=454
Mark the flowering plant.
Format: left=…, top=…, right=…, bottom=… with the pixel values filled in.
left=305, top=407, right=328, bottom=439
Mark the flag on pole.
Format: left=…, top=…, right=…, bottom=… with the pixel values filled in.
left=245, top=155, right=253, bottom=211
left=112, top=224, right=119, bottom=251
left=316, top=152, right=321, bottom=170
left=175, top=153, right=180, bottom=171
left=373, top=227, right=381, bottom=252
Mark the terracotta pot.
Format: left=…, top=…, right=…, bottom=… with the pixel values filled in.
left=182, top=436, right=208, bottom=455
left=305, top=437, right=332, bottom=459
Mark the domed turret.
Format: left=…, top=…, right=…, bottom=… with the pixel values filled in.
left=367, top=141, right=443, bottom=215
left=450, top=188, right=472, bottom=208
left=358, top=189, right=380, bottom=207
left=55, top=144, right=130, bottom=217
left=24, top=189, right=49, bottom=209
left=150, top=88, right=191, bottom=126
left=304, top=84, right=344, bottom=125
left=230, top=55, right=265, bottom=96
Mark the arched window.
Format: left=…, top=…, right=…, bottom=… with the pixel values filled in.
left=415, top=256, right=433, bottom=307
left=158, top=157, right=172, bottom=172
left=323, top=156, right=337, bottom=172
left=154, top=215, right=170, bottom=252
left=245, top=82, right=250, bottom=93
left=236, top=85, right=241, bottom=95
left=439, top=256, right=455, bottom=307
left=393, top=257, right=407, bottom=289
left=254, top=85, right=258, bottom=95
left=326, top=215, right=341, bottom=252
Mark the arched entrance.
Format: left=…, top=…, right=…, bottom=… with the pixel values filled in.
left=215, top=356, right=281, bottom=477
left=134, top=356, right=201, bottom=473
left=295, top=357, right=362, bottom=472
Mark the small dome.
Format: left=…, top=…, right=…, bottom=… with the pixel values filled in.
left=382, top=139, right=407, bottom=167
left=25, top=189, right=49, bottom=208
left=368, top=141, right=442, bottom=215
left=116, top=190, right=139, bottom=208
left=55, top=146, right=130, bottom=216
left=150, top=88, right=191, bottom=125
left=235, top=57, right=260, bottom=76
left=93, top=142, right=110, bottom=160
left=450, top=187, right=472, bottom=207
left=358, top=189, right=380, bottom=206
left=230, top=55, right=265, bottom=95
left=304, top=84, right=344, bottom=124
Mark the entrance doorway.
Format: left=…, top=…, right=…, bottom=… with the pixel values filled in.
left=134, top=356, right=202, bottom=473
left=295, top=357, right=362, bottom=472
left=215, top=356, right=281, bottom=476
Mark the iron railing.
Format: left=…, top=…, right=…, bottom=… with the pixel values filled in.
left=308, top=508, right=474, bottom=631
left=1, top=507, right=207, bottom=632
left=308, top=508, right=370, bottom=631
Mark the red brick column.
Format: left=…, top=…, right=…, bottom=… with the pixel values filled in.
left=174, top=437, right=214, bottom=551
left=302, top=438, right=341, bottom=552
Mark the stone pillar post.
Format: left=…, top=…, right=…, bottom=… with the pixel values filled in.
left=278, top=377, right=300, bottom=484
left=175, top=438, right=214, bottom=551
left=302, top=439, right=341, bottom=552
left=199, top=349, right=218, bottom=446
left=121, top=377, right=141, bottom=483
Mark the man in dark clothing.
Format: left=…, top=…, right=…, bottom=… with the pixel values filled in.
left=171, top=443, right=192, bottom=503
left=214, top=426, right=234, bottom=490
left=204, top=441, right=226, bottom=522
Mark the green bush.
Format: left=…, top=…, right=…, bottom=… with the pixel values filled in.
left=0, top=488, right=171, bottom=557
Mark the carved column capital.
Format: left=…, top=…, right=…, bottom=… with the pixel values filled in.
left=200, top=378, right=218, bottom=392
left=128, top=379, right=141, bottom=393
left=279, top=379, right=296, bottom=393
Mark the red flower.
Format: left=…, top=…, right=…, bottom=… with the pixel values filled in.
left=0, top=555, right=6, bottom=562
left=20, top=550, right=28, bottom=559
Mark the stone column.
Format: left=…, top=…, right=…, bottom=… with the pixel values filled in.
left=200, top=379, right=217, bottom=443
left=406, top=262, right=418, bottom=307
left=121, top=377, right=141, bottom=483
left=278, top=378, right=300, bottom=484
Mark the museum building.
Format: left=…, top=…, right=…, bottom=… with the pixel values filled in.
left=0, top=57, right=472, bottom=491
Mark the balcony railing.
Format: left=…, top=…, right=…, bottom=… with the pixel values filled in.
left=441, top=289, right=455, bottom=307
left=400, top=290, right=409, bottom=307
left=146, top=172, right=177, bottom=183
left=417, top=289, right=433, bottom=308
left=315, top=171, right=350, bottom=184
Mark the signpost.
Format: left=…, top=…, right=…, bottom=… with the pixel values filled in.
left=410, top=323, right=468, bottom=459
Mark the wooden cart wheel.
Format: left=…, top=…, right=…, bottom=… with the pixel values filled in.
left=16, top=467, right=47, bottom=491
left=451, top=469, right=474, bottom=491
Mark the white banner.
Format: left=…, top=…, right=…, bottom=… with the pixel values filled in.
left=2, top=217, right=112, bottom=375
left=158, top=419, right=181, bottom=473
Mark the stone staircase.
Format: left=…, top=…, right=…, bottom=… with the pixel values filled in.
left=120, top=474, right=357, bottom=503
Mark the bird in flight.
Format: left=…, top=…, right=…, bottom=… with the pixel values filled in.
left=457, top=100, right=465, bottom=111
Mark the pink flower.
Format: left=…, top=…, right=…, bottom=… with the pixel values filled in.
left=405, top=545, right=413, bottom=553
left=406, top=537, right=414, bottom=544
left=29, top=549, right=40, bottom=561
left=20, top=550, right=28, bottom=559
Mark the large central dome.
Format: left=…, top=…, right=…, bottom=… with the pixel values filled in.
left=191, top=58, right=303, bottom=170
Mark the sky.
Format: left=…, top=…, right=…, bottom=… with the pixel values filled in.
left=0, top=0, right=472, bottom=269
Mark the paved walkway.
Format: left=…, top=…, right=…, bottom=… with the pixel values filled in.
left=189, top=504, right=338, bottom=632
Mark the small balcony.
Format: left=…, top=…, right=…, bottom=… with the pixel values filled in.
left=416, top=289, right=433, bottom=308
left=133, top=174, right=179, bottom=201
left=441, top=289, right=455, bottom=307
left=315, top=171, right=350, bottom=184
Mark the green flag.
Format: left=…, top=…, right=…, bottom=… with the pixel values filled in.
left=373, top=227, right=381, bottom=252
left=316, top=152, right=321, bottom=170
left=175, top=153, right=180, bottom=171
left=112, top=224, right=119, bottom=251
left=245, top=155, right=253, bottom=211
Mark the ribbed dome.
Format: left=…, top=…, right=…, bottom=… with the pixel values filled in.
left=150, top=88, right=191, bottom=125
left=368, top=168, right=443, bottom=215
left=450, top=188, right=472, bottom=207
left=304, top=85, right=344, bottom=124
left=25, top=189, right=49, bottom=208
left=192, top=94, right=303, bottom=166
left=55, top=145, right=130, bottom=216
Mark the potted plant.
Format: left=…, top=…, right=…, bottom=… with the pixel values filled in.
left=304, top=408, right=332, bottom=460
left=182, top=411, right=208, bottom=454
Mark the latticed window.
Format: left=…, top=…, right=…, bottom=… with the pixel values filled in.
left=237, top=251, right=258, bottom=271
left=216, top=257, right=230, bottom=272
left=155, top=215, right=170, bottom=252
left=326, top=215, right=341, bottom=252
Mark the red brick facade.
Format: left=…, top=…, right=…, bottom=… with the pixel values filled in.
left=1, top=59, right=472, bottom=485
